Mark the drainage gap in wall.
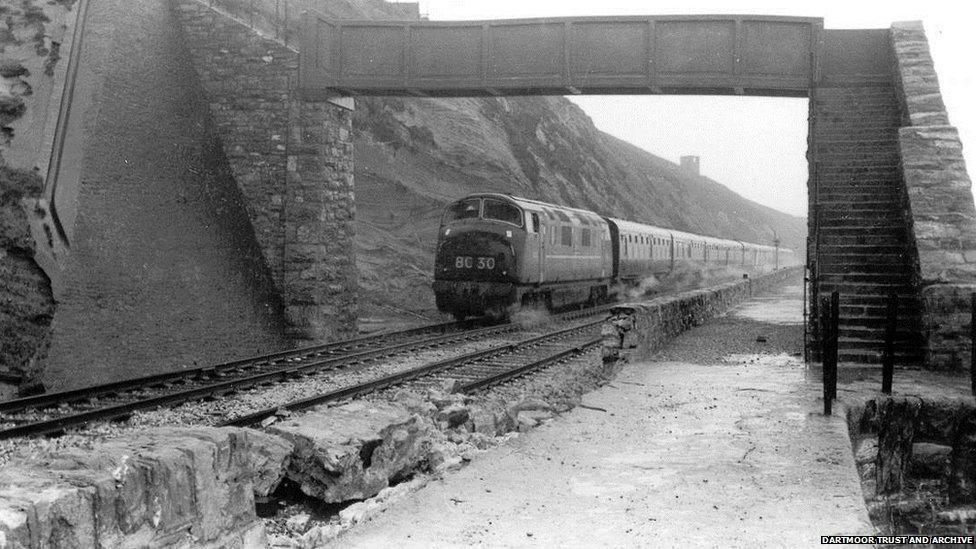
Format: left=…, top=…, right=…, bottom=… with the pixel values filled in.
left=259, top=471, right=420, bottom=539
left=259, top=478, right=356, bottom=536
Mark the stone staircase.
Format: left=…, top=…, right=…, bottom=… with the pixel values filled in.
left=809, top=86, right=923, bottom=364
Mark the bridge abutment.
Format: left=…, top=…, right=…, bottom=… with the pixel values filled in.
left=173, top=0, right=358, bottom=341
left=891, top=21, right=976, bottom=370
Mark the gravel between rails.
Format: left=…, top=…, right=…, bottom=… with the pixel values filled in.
left=0, top=332, right=534, bottom=467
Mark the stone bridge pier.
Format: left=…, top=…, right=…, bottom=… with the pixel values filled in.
left=173, top=0, right=363, bottom=341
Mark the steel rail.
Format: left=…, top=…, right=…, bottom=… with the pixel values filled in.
left=458, top=338, right=602, bottom=394
left=2, top=304, right=611, bottom=415
left=0, top=306, right=612, bottom=439
left=221, top=320, right=603, bottom=428
left=0, top=319, right=468, bottom=414
left=0, top=322, right=522, bottom=439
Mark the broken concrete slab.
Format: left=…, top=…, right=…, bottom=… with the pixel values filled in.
left=268, top=400, right=437, bottom=503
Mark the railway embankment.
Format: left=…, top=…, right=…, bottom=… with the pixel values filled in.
left=0, top=267, right=800, bottom=547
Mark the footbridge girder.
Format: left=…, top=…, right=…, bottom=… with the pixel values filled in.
left=298, top=14, right=893, bottom=99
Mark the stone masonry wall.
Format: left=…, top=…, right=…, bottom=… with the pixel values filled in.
left=891, top=21, right=976, bottom=370
left=0, top=427, right=292, bottom=547
left=173, top=0, right=357, bottom=341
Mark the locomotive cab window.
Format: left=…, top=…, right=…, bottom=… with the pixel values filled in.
left=530, top=213, right=540, bottom=233
left=483, top=199, right=523, bottom=226
left=581, top=228, right=591, bottom=247
left=446, top=198, right=480, bottom=222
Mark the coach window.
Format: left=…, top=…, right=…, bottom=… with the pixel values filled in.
left=530, top=213, right=540, bottom=233
left=561, top=226, right=573, bottom=247
left=581, top=228, right=591, bottom=247
left=483, top=198, right=523, bottom=226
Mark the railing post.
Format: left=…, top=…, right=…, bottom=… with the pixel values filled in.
left=971, top=293, right=976, bottom=398
left=820, top=295, right=832, bottom=415
left=882, top=293, right=897, bottom=394
left=829, top=291, right=839, bottom=402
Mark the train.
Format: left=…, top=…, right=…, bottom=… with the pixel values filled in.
left=433, top=193, right=799, bottom=320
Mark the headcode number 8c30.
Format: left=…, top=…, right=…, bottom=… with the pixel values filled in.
left=455, top=256, right=496, bottom=269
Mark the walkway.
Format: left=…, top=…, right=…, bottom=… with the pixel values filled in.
left=329, top=281, right=874, bottom=548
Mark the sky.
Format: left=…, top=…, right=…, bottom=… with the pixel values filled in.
left=403, top=0, right=974, bottom=218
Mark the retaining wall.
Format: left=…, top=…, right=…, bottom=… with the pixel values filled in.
left=892, top=21, right=976, bottom=370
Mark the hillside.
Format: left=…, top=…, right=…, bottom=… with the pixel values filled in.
left=351, top=95, right=807, bottom=329
left=317, top=1, right=808, bottom=329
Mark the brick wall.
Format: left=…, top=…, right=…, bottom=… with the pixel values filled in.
left=172, top=0, right=357, bottom=341
left=891, top=21, right=976, bottom=370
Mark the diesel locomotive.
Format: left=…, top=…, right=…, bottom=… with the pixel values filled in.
left=433, top=193, right=798, bottom=320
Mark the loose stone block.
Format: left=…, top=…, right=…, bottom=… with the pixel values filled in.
left=911, top=442, right=952, bottom=479
left=268, top=401, right=437, bottom=502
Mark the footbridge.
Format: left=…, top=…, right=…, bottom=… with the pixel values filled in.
left=290, top=11, right=974, bottom=369
left=298, top=14, right=886, bottom=98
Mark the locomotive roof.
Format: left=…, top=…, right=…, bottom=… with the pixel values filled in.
left=459, top=193, right=606, bottom=226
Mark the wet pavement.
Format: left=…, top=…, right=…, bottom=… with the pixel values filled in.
left=329, top=281, right=875, bottom=548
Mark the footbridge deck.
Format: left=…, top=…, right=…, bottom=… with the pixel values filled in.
left=298, top=14, right=891, bottom=99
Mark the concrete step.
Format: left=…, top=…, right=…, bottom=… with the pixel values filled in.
left=816, top=281, right=915, bottom=294
left=817, top=245, right=910, bottom=255
left=816, top=226, right=906, bottom=235
left=837, top=327, right=922, bottom=341
left=817, top=235, right=907, bottom=246
left=816, top=110, right=899, bottom=117
left=817, top=266, right=914, bottom=277
left=816, top=253, right=911, bottom=264
left=818, top=272, right=914, bottom=284
left=815, top=193, right=903, bottom=201
left=839, top=304, right=921, bottom=318
left=816, top=198, right=902, bottom=205
left=815, top=166, right=901, bottom=174
left=826, top=293, right=920, bottom=306
left=813, top=129, right=899, bottom=137
left=835, top=349, right=924, bottom=365
left=815, top=201, right=904, bottom=211
left=836, top=337, right=925, bottom=353
left=813, top=128, right=899, bottom=136
left=816, top=181, right=902, bottom=188
left=817, top=181, right=901, bottom=187
left=818, top=211, right=904, bottom=221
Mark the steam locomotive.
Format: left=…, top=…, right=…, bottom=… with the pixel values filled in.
left=433, top=193, right=798, bottom=320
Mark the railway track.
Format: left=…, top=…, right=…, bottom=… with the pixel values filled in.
left=222, top=318, right=604, bottom=428
left=0, top=307, right=608, bottom=439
